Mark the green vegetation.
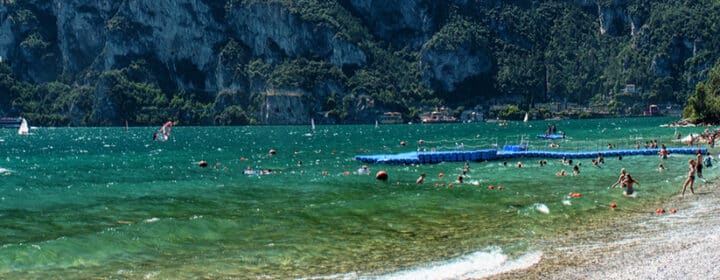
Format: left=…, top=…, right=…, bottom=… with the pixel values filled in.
left=2, top=0, right=720, bottom=126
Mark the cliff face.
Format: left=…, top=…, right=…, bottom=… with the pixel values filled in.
left=0, top=0, right=717, bottom=125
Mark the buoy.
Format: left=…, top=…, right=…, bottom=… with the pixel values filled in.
left=438, top=173, right=444, bottom=178
left=655, top=208, right=665, bottom=214
left=570, top=192, right=582, bottom=198
left=670, top=209, right=677, bottom=214
left=610, top=203, right=617, bottom=209
left=198, top=160, right=208, bottom=167
left=268, top=149, right=277, bottom=155
left=375, top=171, right=388, bottom=181
left=343, top=171, right=350, bottom=175
left=400, top=141, right=407, bottom=146
left=488, top=185, right=495, bottom=190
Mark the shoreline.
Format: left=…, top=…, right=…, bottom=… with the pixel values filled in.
left=485, top=179, right=720, bottom=279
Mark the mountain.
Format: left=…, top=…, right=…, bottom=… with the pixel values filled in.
left=0, top=0, right=719, bottom=126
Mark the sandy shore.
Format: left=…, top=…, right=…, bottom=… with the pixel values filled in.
left=487, top=180, right=720, bottom=280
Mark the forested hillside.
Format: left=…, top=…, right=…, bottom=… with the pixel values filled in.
left=0, top=0, right=719, bottom=126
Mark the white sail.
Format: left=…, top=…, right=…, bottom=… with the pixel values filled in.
left=18, top=118, right=29, bottom=135
left=311, top=118, right=316, bottom=131
left=523, top=113, right=529, bottom=122
left=375, top=120, right=379, bottom=128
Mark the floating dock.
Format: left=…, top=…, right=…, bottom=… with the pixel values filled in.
left=354, top=147, right=706, bottom=165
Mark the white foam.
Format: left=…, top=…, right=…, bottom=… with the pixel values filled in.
left=374, top=248, right=543, bottom=280
left=534, top=203, right=550, bottom=214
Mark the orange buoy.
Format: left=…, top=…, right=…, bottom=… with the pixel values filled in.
left=570, top=193, right=582, bottom=198
left=488, top=185, right=495, bottom=190
left=670, top=209, right=677, bottom=214
left=438, top=173, right=444, bottom=178
left=198, top=160, right=208, bottom=167
left=610, top=203, right=617, bottom=209
left=655, top=208, right=665, bottom=214
left=400, top=141, right=407, bottom=146
left=375, top=171, right=388, bottom=181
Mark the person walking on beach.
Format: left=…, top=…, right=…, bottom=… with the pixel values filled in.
left=623, top=174, right=640, bottom=196
left=681, top=159, right=696, bottom=196
left=611, top=168, right=627, bottom=188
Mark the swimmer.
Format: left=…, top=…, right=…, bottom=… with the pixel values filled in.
left=623, top=174, right=640, bottom=196
left=456, top=175, right=463, bottom=184
left=658, top=163, right=665, bottom=172
left=681, top=159, right=696, bottom=196
left=358, top=165, right=370, bottom=175
left=572, top=164, right=579, bottom=175
left=416, top=173, right=426, bottom=184
left=556, top=169, right=567, bottom=176
left=516, top=162, right=523, bottom=168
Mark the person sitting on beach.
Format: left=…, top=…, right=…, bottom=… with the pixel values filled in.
left=416, top=173, right=426, bottom=184
left=622, top=174, right=640, bottom=196
left=681, top=159, right=696, bottom=196
left=556, top=169, right=567, bottom=176
left=611, top=168, right=627, bottom=188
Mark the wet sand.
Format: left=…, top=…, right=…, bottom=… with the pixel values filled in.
left=487, top=181, right=720, bottom=280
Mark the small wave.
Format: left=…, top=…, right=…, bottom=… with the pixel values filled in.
left=144, top=217, right=160, bottom=223
left=376, top=248, right=542, bottom=280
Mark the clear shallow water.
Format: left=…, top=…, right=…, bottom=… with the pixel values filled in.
left=0, top=117, right=716, bottom=278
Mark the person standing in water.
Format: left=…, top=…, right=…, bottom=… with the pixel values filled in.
left=623, top=174, right=640, bottom=196
left=696, top=149, right=705, bottom=181
left=611, top=168, right=627, bottom=188
left=681, top=159, right=696, bottom=196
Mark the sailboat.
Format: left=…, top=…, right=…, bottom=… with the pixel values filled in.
left=523, top=113, right=529, bottom=123
left=375, top=120, right=379, bottom=128
left=17, top=118, right=29, bottom=135
left=304, top=119, right=315, bottom=137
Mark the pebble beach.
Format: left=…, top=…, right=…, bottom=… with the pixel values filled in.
left=488, top=180, right=720, bottom=279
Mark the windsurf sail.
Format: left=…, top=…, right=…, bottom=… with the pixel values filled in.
left=154, top=121, right=173, bottom=141
left=523, top=113, right=529, bottom=123
left=18, top=118, right=29, bottom=135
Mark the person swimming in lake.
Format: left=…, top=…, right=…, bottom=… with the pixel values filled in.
left=658, top=163, right=665, bottom=172
left=622, top=174, right=640, bottom=196
left=681, top=159, right=696, bottom=196
left=416, top=173, right=426, bottom=184
left=611, top=168, right=627, bottom=188
left=572, top=164, right=580, bottom=175
left=556, top=169, right=567, bottom=176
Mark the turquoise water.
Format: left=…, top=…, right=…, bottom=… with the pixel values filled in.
left=0, top=117, right=715, bottom=278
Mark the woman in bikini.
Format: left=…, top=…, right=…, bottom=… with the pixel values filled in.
left=681, top=159, right=696, bottom=196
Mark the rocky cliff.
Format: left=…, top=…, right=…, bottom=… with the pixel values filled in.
left=0, top=0, right=717, bottom=125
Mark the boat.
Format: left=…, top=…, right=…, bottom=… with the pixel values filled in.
left=17, top=118, right=29, bottom=135
left=537, top=133, right=565, bottom=140
left=378, top=112, right=403, bottom=124
left=0, top=117, right=22, bottom=128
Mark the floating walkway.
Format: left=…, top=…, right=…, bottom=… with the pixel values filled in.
left=355, top=147, right=706, bottom=165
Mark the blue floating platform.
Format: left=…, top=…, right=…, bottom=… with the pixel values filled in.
left=354, top=147, right=705, bottom=165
